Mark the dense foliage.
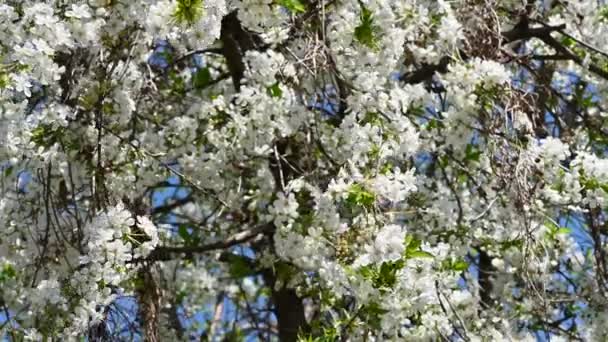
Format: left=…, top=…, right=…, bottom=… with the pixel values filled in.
left=1, top=0, right=608, bottom=340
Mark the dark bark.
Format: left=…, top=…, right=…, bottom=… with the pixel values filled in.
left=477, top=248, right=495, bottom=308
left=220, top=11, right=263, bottom=91
left=527, top=61, right=555, bottom=139
left=87, top=321, right=110, bottom=342
left=273, top=286, right=310, bottom=341
left=261, top=269, right=310, bottom=342
left=400, top=56, right=452, bottom=85
left=137, top=266, right=161, bottom=342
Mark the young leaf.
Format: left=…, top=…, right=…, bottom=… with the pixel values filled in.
left=346, top=183, right=376, bottom=209
left=452, top=259, right=469, bottom=271
left=172, top=0, right=205, bottom=26
left=267, top=82, right=283, bottom=98
left=193, top=67, right=212, bottom=89
left=225, top=254, right=256, bottom=278
left=407, top=250, right=434, bottom=259
left=275, top=0, right=307, bottom=13
left=404, top=236, right=434, bottom=259
left=354, top=4, right=379, bottom=49
left=178, top=224, right=193, bottom=244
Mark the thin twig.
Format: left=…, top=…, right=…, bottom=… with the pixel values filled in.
left=170, top=47, right=224, bottom=67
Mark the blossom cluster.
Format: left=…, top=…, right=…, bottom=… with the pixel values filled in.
left=0, top=0, right=608, bottom=340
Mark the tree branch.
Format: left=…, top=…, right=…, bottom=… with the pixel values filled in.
left=170, top=47, right=224, bottom=67
left=399, top=19, right=570, bottom=84
left=145, top=224, right=273, bottom=262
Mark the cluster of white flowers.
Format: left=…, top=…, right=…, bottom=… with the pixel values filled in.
left=540, top=137, right=571, bottom=162
left=268, top=192, right=299, bottom=229
left=371, top=167, right=417, bottom=204
left=354, top=224, right=407, bottom=266
left=1, top=0, right=608, bottom=340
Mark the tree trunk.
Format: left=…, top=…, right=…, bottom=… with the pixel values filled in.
left=262, top=269, right=310, bottom=342
left=477, top=248, right=495, bottom=308
left=220, top=10, right=310, bottom=341
left=137, top=266, right=161, bottom=342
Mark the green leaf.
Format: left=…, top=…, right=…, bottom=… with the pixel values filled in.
left=176, top=290, right=188, bottom=304
left=561, top=36, right=576, bottom=48
left=429, top=13, right=444, bottom=26
left=544, top=220, right=571, bottom=239
left=404, top=235, right=420, bottom=252
left=379, top=162, right=393, bottom=175
left=465, top=144, right=481, bottom=162
left=267, top=82, right=283, bottom=98
left=346, top=183, right=376, bottom=209
left=178, top=224, right=192, bottom=244
left=438, top=155, right=449, bottom=168
left=453, top=259, right=469, bottom=271
left=441, top=258, right=468, bottom=272
left=378, top=261, right=399, bottom=287
left=358, top=264, right=376, bottom=280
left=379, top=260, right=404, bottom=288
left=275, top=0, right=307, bottom=13
left=169, top=70, right=186, bottom=96
left=158, top=50, right=174, bottom=65
left=0, top=72, right=9, bottom=89
left=225, top=254, right=256, bottom=278
left=499, top=238, right=523, bottom=251
left=408, top=105, right=426, bottom=117
left=275, top=261, right=294, bottom=282
left=193, top=67, right=212, bottom=89
left=407, top=250, right=434, bottom=259
left=0, top=264, right=16, bottom=282
left=358, top=260, right=405, bottom=289
left=361, top=301, right=389, bottom=330
left=426, top=118, right=441, bottom=130
left=97, top=279, right=107, bottom=290
left=368, top=144, right=381, bottom=160
left=362, top=111, right=381, bottom=125
left=365, top=301, right=389, bottom=315
left=354, top=4, right=380, bottom=49
left=223, top=327, right=245, bottom=342
left=404, top=235, right=434, bottom=259
left=600, top=6, right=608, bottom=22
left=30, top=124, right=65, bottom=148
left=580, top=174, right=608, bottom=194
left=172, top=0, right=205, bottom=26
